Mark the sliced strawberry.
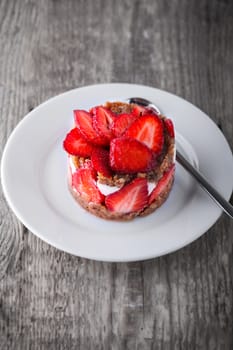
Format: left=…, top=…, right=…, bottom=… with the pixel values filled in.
left=72, top=167, right=105, bottom=204
left=149, top=164, right=175, bottom=204
left=74, top=110, right=108, bottom=146
left=124, top=114, right=164, bottom=154
left=110, top=137, right=155, bottom=173
left=111, top=113, right=138, bottom=137
left=131, top=104, right=159, bottom=117
left=91, top=148, right=112, bottom=178
left=63, top=128, right=94, bottom=156
left=92, top=106, right=116, bottom=141
left=131, top=104, right=150, bottom=117
left=164, top=118, right=175, bottom=138
left=105, top=178, right=148, bottom=214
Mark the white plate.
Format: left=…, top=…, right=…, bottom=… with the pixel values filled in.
left=1, top=84, right=233, bottom=262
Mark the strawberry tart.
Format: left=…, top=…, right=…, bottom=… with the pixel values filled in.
left=63, top=101, right=175, bottom=220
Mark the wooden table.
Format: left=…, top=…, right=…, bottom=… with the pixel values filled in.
left=0, top=1, right=232, bottom=349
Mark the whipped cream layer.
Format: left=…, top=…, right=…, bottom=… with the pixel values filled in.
left=97, top=180, right=156, bottom=196
left=68, top=156, right=157, bottom=196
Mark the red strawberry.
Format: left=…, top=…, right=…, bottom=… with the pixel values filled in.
left=105, top=178, right=148, bottom=213
left=131, top=104, right=150, bottom=117
left=63, top=128, right=94, bottom=156
left=72, top=167, right=105, bottom=204
left=74, top=110, right=108, bottom=146
left=164, top=118, right=175, bottom=138
left=149, top=164, right=175, bottom=204
left=124, top=114, right=164, bottom=154
left=110, top=137, right=155, bottom=173
left=91, top=148, right=112, bottom=178
left=111, top=113, right=138, bottom=137
left=92, top=106, right=116, bottom=141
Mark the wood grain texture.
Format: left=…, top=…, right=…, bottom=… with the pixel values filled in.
left=0, top=0, right=233, bottom=349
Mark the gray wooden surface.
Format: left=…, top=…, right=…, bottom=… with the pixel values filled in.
left=0, top=0, right=233, bottom=349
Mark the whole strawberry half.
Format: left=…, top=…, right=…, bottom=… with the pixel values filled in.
left=105, top=178, right=148, bottom=214
left=72, top=167, right=105, bottom=204
left=110, top=137, right=155, bottom=173
left=92, top=106, right=116, bottom=141
left=74, top=110, right=109, bottom=146
left=124, top=114, right=164, bottom=154
left=149, top=164, right=175, bottom=204
left=63, top=127, right=94, bottom=156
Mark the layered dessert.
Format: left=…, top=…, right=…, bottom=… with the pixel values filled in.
left=63, top=101, right=175, bottom=220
